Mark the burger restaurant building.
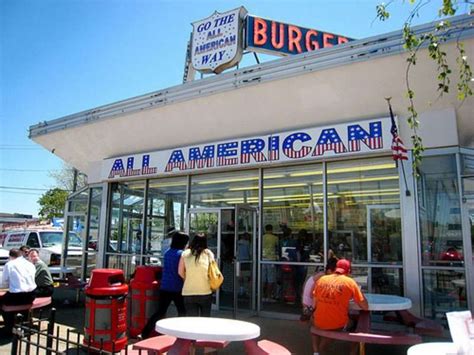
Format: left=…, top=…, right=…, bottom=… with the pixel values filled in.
left=29, top=10, right=474, bottom=322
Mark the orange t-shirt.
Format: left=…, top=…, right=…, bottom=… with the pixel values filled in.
left=312, top=273, right=365, bottom=330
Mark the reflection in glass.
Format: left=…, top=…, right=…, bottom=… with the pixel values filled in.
left=351, top=267, right=369, bottom=293
left=327, top=158, right=400, bottom=263
left=69, top=189, right=89, bottom=213
left=107, top=182, right=145, bottom=257
left=65, top=215, right=87, bottom=277
left=236, top=207, right=255, bottom=311
left=188, top=212, right=219, bottom=257
left=418, top=155, right=463, bottom=267
left=462, top=152, right=474, bottom=176
left=262, top=164, right=324, bottom=265
left=106, top=254, right=137, bottom=280
left=371, top=268, right=403, bottom=295
left=83, top=187, right=102, bottom=279
left=422, top=269, right=467, bottom=321
left=260, top=264, right=299, bottom=313
left=462, top=177, right=474, bottom=270
left=190, top=170, right=259, bottom=208
left=146, top=177, right=186, bottom=261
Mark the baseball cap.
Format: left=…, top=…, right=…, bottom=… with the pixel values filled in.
left=335, top=259, right=351, bottom=274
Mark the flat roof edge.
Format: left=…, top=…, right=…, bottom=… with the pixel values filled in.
left=29, top=14, right=473, bottom=138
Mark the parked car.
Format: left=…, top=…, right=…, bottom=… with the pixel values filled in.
left=0, top=248, right=9, bottom=265
left=1, top=228, right=95, bottom=274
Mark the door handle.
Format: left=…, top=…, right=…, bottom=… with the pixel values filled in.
left=236, top=261, right=241, bottom=277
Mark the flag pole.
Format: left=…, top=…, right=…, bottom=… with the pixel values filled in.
left=385, top=97, right=411, bottom=197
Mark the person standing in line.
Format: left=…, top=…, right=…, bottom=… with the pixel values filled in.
left=28, top=249, right=54, bottom=297
left=0, top=249, right=37, bottom=334
left=178, top=233, right=213, bottom=317
left=312, top=259, right=368, bottom=355
left=141, top=231, right=189, bottom=339
left=262, top=224, right=279, bottom=301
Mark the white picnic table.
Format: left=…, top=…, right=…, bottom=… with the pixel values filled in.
left=155, top=316, right=261, bottom=354
left=156, top=316, right=260, bottom=342
left=407, top=342, right=459, bottom=354
left=350, top=293, right=412, bottom=311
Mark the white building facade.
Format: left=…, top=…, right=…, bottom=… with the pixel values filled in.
left=30, top=14, right=474, bottom=321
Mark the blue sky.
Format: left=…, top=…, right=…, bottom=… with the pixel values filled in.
left=1, top=0, right=469, bottom=217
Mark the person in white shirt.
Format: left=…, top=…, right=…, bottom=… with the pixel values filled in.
left=0, top=248, right=37, bottom=306
left=0, top=248, right=37, bottom=334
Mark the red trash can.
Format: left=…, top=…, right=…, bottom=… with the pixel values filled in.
left=84, top=269, right=128, bottom=352
left=129, top=265, right=162, bottom=338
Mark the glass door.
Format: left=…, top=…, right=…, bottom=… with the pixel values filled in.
left=188, top=206, right=257, bottom=315
left=234, top=205, right=257, bottom=317
left=188, top=209, right=221, bottom=308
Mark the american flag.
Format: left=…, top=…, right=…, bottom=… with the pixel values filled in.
left=268, top=136, right=280, bottom=161
left=388, top=102, right=408, bottom=161
left=189, top=147, right=214, bottom=169
left=348, top=122, right=383, bottom=151
left=165, top=151, right=187, bottom=172
left=283, top=133, right=312, bottom=158
left=217, top=142, right=238, bottom=166
left=313, top=129, right=347, bottom=156
left=241, top=139, right=266, bottom=163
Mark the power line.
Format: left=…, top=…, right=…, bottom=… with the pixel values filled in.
left=0, top=168, right=58, bottom=172
left=0, top=186, right=48, bottom=191
left=0, top=190, right=43, bottom=196
left=0, top=147, right=42, bottom=150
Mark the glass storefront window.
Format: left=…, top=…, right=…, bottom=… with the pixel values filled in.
left=146, top=177, right=187, bottom=260
left=418, top=155, right=463, bottom=267
left=327, top=158, right=400, bottom=264
left=69, top=189, right=88, bottom=213
left=371, top=267, right=403, bottom=295
left=422, top=269, right=467, bottom=320
left=190, top=170, right=259, bottom=208
left=82, top=187, right=102, bottom=279
left=352, top=266, right=369, bottom=292
left=462, top=152, right=474, bottom=176
left=262, top=164, right=324, bottom=264
left=107, top=181, right=145, bottom=256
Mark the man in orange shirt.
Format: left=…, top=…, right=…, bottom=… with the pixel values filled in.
left=312, top=259, right=368, bottom=355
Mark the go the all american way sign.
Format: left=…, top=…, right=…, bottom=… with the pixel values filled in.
left=191, top=7, right=247, bottom=74
left=102, top=117, right=392, bottom=181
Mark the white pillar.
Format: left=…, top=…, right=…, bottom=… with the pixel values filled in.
left=400, top=153, right=422, bottom=316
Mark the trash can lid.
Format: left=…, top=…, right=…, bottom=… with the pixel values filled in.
left=88, top=268, right=126, bottom=289
left=133, top=265, right=162, bottom=283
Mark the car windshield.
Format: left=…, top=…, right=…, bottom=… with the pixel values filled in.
left=39, top=232, right=82, bottom=247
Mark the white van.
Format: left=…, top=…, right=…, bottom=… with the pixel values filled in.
left=1, top=228, right=88, bottom=272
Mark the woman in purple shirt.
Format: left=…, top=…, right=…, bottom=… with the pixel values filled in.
left=141, top=231, right=189, bottom=339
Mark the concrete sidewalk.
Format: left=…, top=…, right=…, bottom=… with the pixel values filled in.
left=0, top=289, right=447, bottom=354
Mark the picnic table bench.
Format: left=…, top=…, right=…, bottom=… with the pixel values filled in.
left=311, top=308, right=423, bottom=355
left=383, top=310, right=444, bottom=337
left=1, top=296, right=52, bottom=332
left=311, top=294, right=428, bottom=355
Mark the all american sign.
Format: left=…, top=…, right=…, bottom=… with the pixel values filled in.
left=102, top=117, right=392, bottom=181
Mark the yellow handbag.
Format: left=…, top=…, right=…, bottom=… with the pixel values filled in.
left=208, top=258, right=224, bottom=291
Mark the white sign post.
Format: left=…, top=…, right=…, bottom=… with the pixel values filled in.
left=191, top=7, right=247, bottom=74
